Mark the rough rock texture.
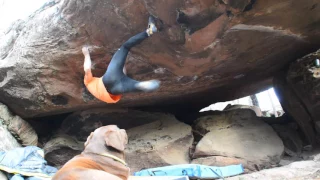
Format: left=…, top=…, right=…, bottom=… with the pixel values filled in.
left=61, top=109, right=171, bottom=141
left=0, top=103, right=38, bottom=146
left=125, top=117, right=193, bottom=173
left=287, top=49, right=320, bottom=125
left=0, top=0, right=319, bottom=118
left=193, top=109, right=284, bottom=168
left=273, top=73, right=317, bottom=146
left=191, top=156, right=257, bottom=172
left=227, top=154, right=320, bottom=180
left=0, top=121, right=21, bottom=151
left=272, top=124, right=303, bottom=157
left=274, top=49, right=320, bottom=146
left=44, top=134, right=83, bottom=168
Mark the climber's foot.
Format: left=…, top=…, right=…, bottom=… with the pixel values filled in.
left=135, top=80, right=160, bottom=92
left=146, top=15, right=163, bottom=36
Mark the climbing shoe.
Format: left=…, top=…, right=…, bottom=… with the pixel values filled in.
left=147, top=15, right=163, bottom=36
left=135, top=80, right=160, bottom=92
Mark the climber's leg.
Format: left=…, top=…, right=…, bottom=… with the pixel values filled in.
left=102, top=15, right=162, bottom=95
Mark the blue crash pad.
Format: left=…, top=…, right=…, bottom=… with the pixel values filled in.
left=134, top=164, right=244, bottom=179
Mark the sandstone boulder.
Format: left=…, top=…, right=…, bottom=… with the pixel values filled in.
left=0, top=0, right=319, bottom=118
left=125, top=117, right=193, bottom=173
left=44, top=134, right=83, bottom=168
left=193, top=109, right=284, bottom=168
left=0, top=103, right=37, bottom=146
left=61, top=109, right=170, bottom=141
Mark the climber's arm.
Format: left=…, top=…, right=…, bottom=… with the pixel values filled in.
left=82, top=47, right=93, bottom=84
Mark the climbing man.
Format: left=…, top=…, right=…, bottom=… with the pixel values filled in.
left=82, top=15, right=162, bottom=103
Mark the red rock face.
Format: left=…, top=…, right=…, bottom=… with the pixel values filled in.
left=0, top=0, right=319, bottom=118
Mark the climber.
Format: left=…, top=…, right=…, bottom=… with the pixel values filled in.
left=82, top=15, right=162, bottom=103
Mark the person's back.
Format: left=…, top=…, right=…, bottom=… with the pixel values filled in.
left=83, top=66, right=121, bottom=103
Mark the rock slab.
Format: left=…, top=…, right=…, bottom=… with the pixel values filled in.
left=0, top=0, right=319, bottom=118
left=125, top=116, right=193, bottom=173
left=194, top=109, right=284, bottom=168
